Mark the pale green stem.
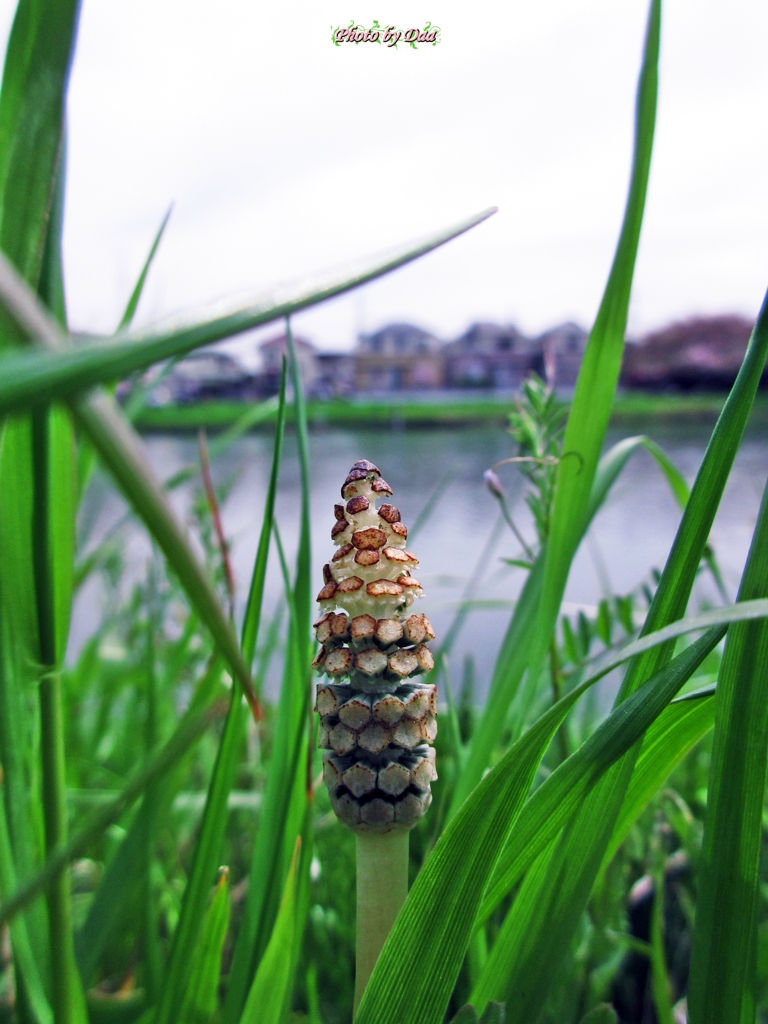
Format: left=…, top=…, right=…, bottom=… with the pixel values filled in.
left=354, top=832, right=409, bottom=1015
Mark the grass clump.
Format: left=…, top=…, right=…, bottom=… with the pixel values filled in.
left=1, top=1, right=768, bottom=1023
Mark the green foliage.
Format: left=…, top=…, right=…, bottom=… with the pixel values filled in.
left=688, top=471, right=768, bottom=1021
left=241, top=838, right=301, bottom=1024
left=176, top=868, right=231, bottom=1024
left=0, top=0, right=767, bottom=1022
left=506, top=374, right=567, bottom=545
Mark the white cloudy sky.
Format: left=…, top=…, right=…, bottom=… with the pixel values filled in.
left=2, top=0, right=767, bottom=360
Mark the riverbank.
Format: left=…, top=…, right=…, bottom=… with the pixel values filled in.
left=132, top=390, right=768, bottom=431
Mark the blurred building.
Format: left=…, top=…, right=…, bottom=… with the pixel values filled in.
left=444, top=323, right=541, bottom=389
left=158, top=350, right=254, bottom=404
left=622, top=315, right=757, bottom=390
left=257, top=333, right=320, bottom=395
left=536, top=322, right=589, bottom=388
left=315, top=352, right=356, bottom=397
left=354, top=323, right=444, bottom=391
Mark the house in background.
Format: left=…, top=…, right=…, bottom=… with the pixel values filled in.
left=256, top=333, right=320, bottom=395
left=536, top=322, right=589, bottom=388
left=444, top=323, right=541, bottom=389
left=315, top=351, right=356, bottom=397
left=158, top=350, right=254, bottom=405
left=354, top=323, right=444, bottom=391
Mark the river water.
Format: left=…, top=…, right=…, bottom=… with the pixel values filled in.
left=73, top=420, right=768, bottom=701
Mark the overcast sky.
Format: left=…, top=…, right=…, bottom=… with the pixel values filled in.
left=2, top=0, right=767, bottom=361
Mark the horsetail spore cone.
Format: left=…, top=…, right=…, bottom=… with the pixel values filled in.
left=313, top=460, right=437, bottom=1009
left=314, top=459, right=437, bottom=831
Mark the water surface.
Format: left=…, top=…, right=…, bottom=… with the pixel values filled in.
left=73, top=421, right=768, bottom=700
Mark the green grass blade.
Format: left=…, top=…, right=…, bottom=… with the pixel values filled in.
left=74, top=204, right=173, bottom=496
left=0, top=0, right=80, bottom=299
left=176, top=868, right=231, bottom=1024
left=74, top=656, right=224, bottom=984
left=598, top=691, right=714, bottom=876
left=44, top=406, right=75, bottom=663
left=222, top=332, right=312, bottom=1024
left=588, top=435, right=688, bottom=526
left=29, top=132, right=83, bottom=1024
left=0, top=761, right=52, bottom=1024
left=207, top=395, right=279, bottom=459
left=637, top=437, right=689, bottom=508
left=241, top=365, right=287, bottom=669
left=477, top=628, right=722, bottom=926
left=240, top=839, right=301, bottom=1024
left=0, top=4, right=81, bottom=1011
left=221, top=524, right=308, bottom=1024
left=0, top=208, right=496, bottom=411
left=287, top=320, right=312, bottom=661
left=688, top=476, right=768, bottom=1021
left=75, top=796, right=157, bottom=986
left=118, top=205, right=172, bottom=331
left=529, top=0, right=660, bottom=693
left=0, top=416, right=51, bottom=992
left=649, top=865, right=674, bottom=1024
left=152, top=688, right=246, bottom=1024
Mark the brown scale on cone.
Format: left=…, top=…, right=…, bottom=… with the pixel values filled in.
left=314, top=460, right=437, bottom=834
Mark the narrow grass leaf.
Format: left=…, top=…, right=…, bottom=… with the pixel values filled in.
left=27, top=123, right=83, bottom=1024
left=0, top=417, right=50, bottom=982
left=241, top=838, right=301, bottom=1024
left=152, top=689, right=246, bottom=1024
left=74, top=655, right=224, bottom=983
left=241, top=363, right=287, bottom=668
left=287, top=320, right=312, bottom=660
left=222, top=335, right=312, bottom=1024
left=221, top=523, right=308, bottom=1024
left=0, top=778, right=52, bottom=1024
left=599, top=692, right=714, bottom=876
left=477, top=628, right=722, bottom=925
left=0, top=209, right=496, bottom=410
left=75, top=205, right=173, bottom=494
left=0, top=0, right=80, bottom=299
left=531, top=0, right=660, bottom=686
left=649, top=867, right=674, bottom=1024
left=409, top=469, right=453, bottom=541
left=118, top=205, right=172, bottom=330
left=688, top=474, right=768, bottom=1021
left=176, top=868, right=231, bottom=1024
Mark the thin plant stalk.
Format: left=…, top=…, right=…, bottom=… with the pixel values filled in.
left=32, top=409, right=83, bottom=1024
left=39, top=671, right=79, bottom=1024
left=354, top=832, right=410, bottom=1015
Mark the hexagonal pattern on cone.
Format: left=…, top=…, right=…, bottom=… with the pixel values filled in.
left=314, top=459, right=438, bottom=833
